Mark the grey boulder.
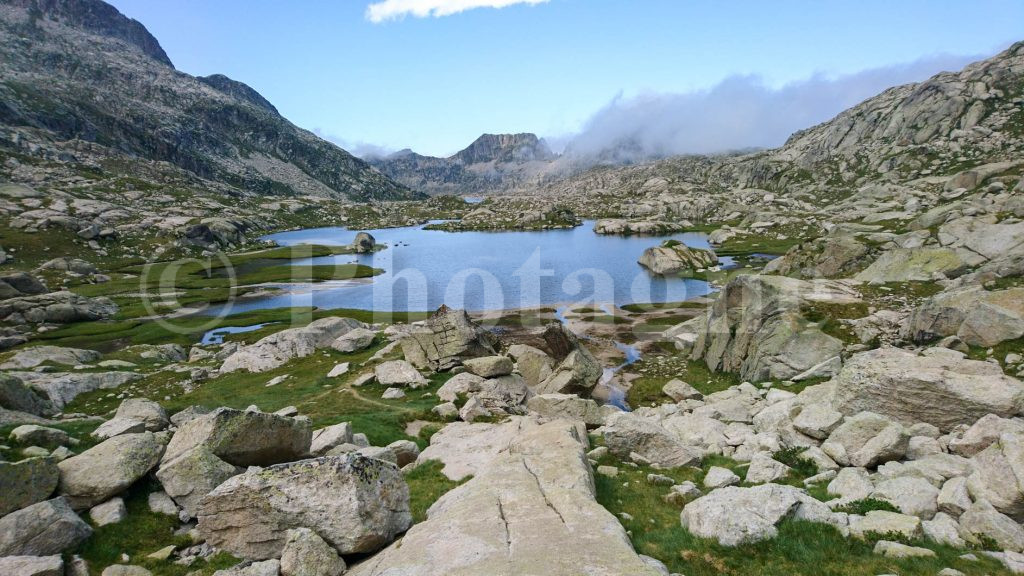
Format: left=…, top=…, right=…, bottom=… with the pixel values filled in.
left=0, top=497, right=92, bottom=556
left=197, top=454, right=411, bottom=560
left=0, top=457, right=59, bottom=516
left=57, top=432, right=165, bottom=509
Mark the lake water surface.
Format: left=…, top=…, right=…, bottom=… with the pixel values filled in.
left=211, top=221, right=723, bottom=314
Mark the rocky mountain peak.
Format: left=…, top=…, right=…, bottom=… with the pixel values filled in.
left=7, top=0, right=173, bottom=67
left=453, top=133, right=555, bottom=165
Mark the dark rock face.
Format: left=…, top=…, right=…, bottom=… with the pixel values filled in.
left=0, top=374, right=56, bottom=416
left=453, top=133, right=555, bottom=165
left=0, top=272, right=47, bottom=299
left=198, top=74, right=279, bottom=115
left=0, top=0, right=420, bottom=202
left=9, top=0, right=173, bottom=66
left=542, top=321, right=581, bottom=362
left=352, top=232, right=376, bottom=253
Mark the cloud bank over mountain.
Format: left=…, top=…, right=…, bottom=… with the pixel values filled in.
left=558, top=52, right=984, bottom=162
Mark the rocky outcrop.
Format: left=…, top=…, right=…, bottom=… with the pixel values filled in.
left=637, top=240, right=718, bottom=275
left=416, top=419, right=541, bottom=481
left=10, top=370, right=142, bottom=408
left=351, top=232, right=376, bottom=254
left=197, top=454, right=411, bottom=560
left=764, top=234, right=873, bottom=279
left=220, top=317, right=368, bottom=373
left=399, top=306, right=497, bottom=372
left=909, top=286, right=1024, bottom=347
left=593, top=219, right=689, bottom=236
left=348, top=419, right=661, bottom=576
left=830, top=347, right=1024, bottom=431
left=0, top=291, right=117, bottom=326
left=853, top=248, right=966, bottom=283
left=689, top=275, right=860, bottom=382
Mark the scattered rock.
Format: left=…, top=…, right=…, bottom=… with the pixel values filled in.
left=88, top=497, right=127, bottom=526
left=680, top=484, right=817, bottom=546
left=462, top=355, right=514, bottom=378
left=873, top=540, right=935, bottom=558
left=821, top=412, right=908, bottom=468
left=374, top=360, right=428, bottom=388
left=0, top=555, right=64, bottom=576
left=280, top=527, right=346, bottom=576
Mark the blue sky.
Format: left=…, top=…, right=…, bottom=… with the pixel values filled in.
left=107, top=0, right=1024, bottom=157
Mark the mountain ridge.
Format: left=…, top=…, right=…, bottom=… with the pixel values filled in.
left=0, top=0, right=418, bottom=202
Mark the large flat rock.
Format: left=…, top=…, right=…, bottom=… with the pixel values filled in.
left=348, top=419, right=661, bottom=576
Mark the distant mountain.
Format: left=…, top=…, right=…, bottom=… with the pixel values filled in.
left=0, top=0, right=418, bottom=202
left=370, top=133, right=561, bottom=196
left=453, top=133, right=555, bottom=165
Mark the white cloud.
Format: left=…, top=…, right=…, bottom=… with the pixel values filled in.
left=366, top=0, right=549, bottom=23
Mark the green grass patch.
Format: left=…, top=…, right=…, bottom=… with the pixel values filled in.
left=833, top=498, right=900, bottom=516
left=63, top=338, right=449, bottom=448
left=621, top=300, right=711, bottom=314
left=771, top=447, right=819, bottom=479
left=578, top=314, right=632, bottom=325
left=33, top=307, right=429, bottom=352
left=714, top=235, right=804, bottom=259
left=74, top=479, right=239, bottom=575
left=592, top=450, right=1011, bottom=575
left=405, top=460, right=469, bottom=524
left=626, top=358, right=742, bottom=408
left=0, top=419, right=102, bottom=462
left=800, top=300, right=871, bottom=345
